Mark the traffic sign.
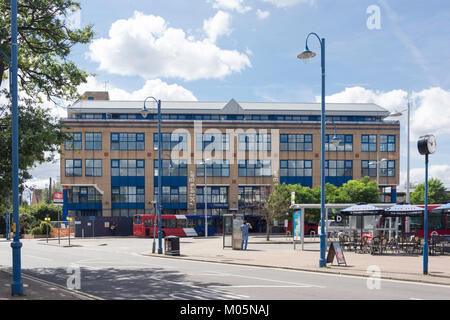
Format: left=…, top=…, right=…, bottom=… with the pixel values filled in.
left=53, top=192, right=63, bottom=204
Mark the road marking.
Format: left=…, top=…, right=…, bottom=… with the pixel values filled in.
left=209, top=285, right=314, bottom=288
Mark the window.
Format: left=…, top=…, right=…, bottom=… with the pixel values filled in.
left=280, top=160, right=312, bottom=177
left=280, top=134, right=313, bottom=151
left=111, top=186, right=145, bottom=203
left=154, top=159, right=187, bottom=177
left=111, top=159, right=145, bottom=177
left=238, top=186, right=269, bottom=207
left=67, top=186, right=101, bottom=203
left=85, top=132, right=102, bottom=150
left=111, top=133, right=145, bottom=150
left=361, top=160, right=377, bottom=177
left=325, top=134, right=353, bottom=152
left=65, top=159, right=82, bottom=177
left=196, top=186, right=228, bottom=204
left=85, top=159, right=102, bottom=177
left=196, top=133, right=229, bottom=151
left=325, top=160, right=353, bottom=177
left=361, top=135, right=377, bottom=152
left=154, top=186, right=187, bottom=203
left=380, top=160, right=395, bottom=177
left=154, top=133, right=187, bottom=151
left=238, top=160, right=272, bottom=177
left=65, top=132, right=82, bottom=150
left=238, top=133, right=271, bottom=151
left=196, top=160, right=230, bottom=177
left=380, top=135, right=396, bottom=152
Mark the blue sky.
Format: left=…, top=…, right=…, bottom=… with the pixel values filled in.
left=29, top=0, right=450, bottom=191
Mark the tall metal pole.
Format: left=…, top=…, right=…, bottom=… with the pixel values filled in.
left=319, top=37, right=326, bottom=268
left=405, top=93, right=411, bottom=232
left=423, top=154, right=429, bottom=274
left=157, top=100, right=163, bottom=254
left=204, top=162, right=208, bottom=237
left=10, top=0, right=23, bottom=296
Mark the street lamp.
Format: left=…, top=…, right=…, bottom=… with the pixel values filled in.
left=369, top=158, right=388, bottom=186
left=330, top=123, right=342, bottom=149
left=200, top=158, right=211, bottom=237
left=298, top=32, right=327, bottom=267
left=389, top=93, right=411, bottom=231
left=1, top=0, right=22, bottom=296
left=140, top=96, right=163, bottom=254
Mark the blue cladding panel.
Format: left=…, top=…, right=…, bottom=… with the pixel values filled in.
left=325, top=176, right=352, bottom=187
left=161, top=202, right=187, bottom=210
left=154, top=176, right=187, bottom=187
left=111, top=176, right=145, bottom=186
left=280, top=177, right=313, bottom=186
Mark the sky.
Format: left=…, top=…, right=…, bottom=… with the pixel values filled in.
left=26, top=0, right=450, bottom=194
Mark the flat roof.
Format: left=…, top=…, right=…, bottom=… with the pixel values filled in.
left=68, top=98, right=391, bottom=117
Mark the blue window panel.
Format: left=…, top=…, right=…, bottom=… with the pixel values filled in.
left=154, top=176, right=188, bottom=187
left=380, top=135, right=396, bottom=152
left=325, top=176, right=352, bottom=187
left=325, top=160, right=353, bottom=185
left=361, top=135, right=377, bottom=152
left=196, top=160, right=230, bottom=177
left=111, top=133, right=145, bottom=150
left=85, top=159, right=102, bottom=177
left=325, top=134, right=353, bottom=152
left=238, top=134, right=271, bottom=151
left=280, top=160, right=313, bottom=177
left=65, top=132, right=82, bottom=150
left=85, top=132, right=102, bottom=150
left=237, top=160, right=272, bottom=177
left=154, top=159, right=187, bottom=177
left=280, top=134, right=313, bottom=151
left=361, top=160, right=377, bottom=177
left=380, top=160, right=396, bottom=177
left=154, top=133, right=188, bottom=151
left=196, top=186, right=228, bottom=207
left=65, top=159, right=82, bottom=177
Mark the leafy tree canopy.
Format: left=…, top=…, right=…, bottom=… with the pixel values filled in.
left=410, top=178, right=448, bottom=205
left=0, top=0, right=94, bottom=102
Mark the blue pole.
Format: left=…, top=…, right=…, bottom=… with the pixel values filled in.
left=319, top=37, right=326, bottom=268
left=157, top=100, right=163, bottom=254
left=423, top=154, right=429, bottom=274
left=10, top=0, right=23, bottom=296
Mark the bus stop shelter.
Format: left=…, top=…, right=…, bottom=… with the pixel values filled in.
left=290, top=203, right=397, bottom=250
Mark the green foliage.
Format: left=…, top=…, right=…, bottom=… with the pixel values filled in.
left=410, top=178, right=448, bottom=205
left=338, top=177, right=380, bottom=204
left=0, top=0, right=95, bottom=101
left=0, top=93, right=68, bottom=205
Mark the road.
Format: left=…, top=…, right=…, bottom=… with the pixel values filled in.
left=1, top=238, right=449, bottom=300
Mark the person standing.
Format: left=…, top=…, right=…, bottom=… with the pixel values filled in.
left=240, top=220, right=252, bottom=250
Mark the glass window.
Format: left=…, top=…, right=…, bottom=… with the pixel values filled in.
left=380, top=135, right=396, bottom=152
left=85, top=159, right=102, bottom=177
left=361, top=160, right=377, bottom=177
left=65, top=159, right=82, bottom=177
left=85, top=132, right=102, bottom=150
left=154, top=133, right=187, bottom=151
left=111, top=133, right=145, bottom=150
left=238, top=160, right=272, bottom=177
left=111, top=159, right=145, bottom=177
left=280, top=134, right=313, bottom=151
left=325, top=134, right=353, bottom=152
left=361, top=135, right=377, bottom=152
left=380, top=160, right=395, bottom=177
left=65, top=132, right=82, bottom=150
left=238, top=133, right=271, bottom=151
left=325, top=160, right=353, bottom=177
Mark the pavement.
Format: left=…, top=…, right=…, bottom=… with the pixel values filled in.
left=140, top=234, right=450, bottom=286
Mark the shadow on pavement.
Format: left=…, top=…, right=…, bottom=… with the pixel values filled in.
left=22, top=266, right=240, bottom=300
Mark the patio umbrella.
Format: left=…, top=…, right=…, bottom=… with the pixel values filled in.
left=383, top=204, right=424, bottom=217
left=340, top=203, right=384, bottom=216
left=432, top=203, right=450, bottom=213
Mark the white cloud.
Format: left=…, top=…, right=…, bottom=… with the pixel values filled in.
left=409, top=165, right=450, bottom=187
left=261, top=0, right=315, bottom=8
left=87, top=11, right=251, bottom=81
left=78, top=77, right=197, bottom=101
left=208, top=0, right=252, bottom=13
left=203, top=10, right=232, bottom=43
left=256, top=9, right=270, bottom=20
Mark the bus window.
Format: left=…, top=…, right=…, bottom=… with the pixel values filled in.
left=447, top=214, right=450, bottom=230
left=166, top=219, right=176, bottom=229
left=134, top=215, right=142, bottom=225
left=161, top=219, right=167, bottom=228
left=186, top=219, right=196, bottom=228
left=177, top=219, right=187, bottom=228
left=429, top=212, right=443, bottom=230
left=208, top=219, right=214, bottom=227
left=197, top=219, right=204, bottom=227
left=144, top=219, right=150, bottom=227
left=410, top=216, right=423, bottom=231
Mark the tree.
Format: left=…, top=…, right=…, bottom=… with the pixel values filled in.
left=264, top=184, right=291, bottom=241
left=0, top=0, right=94, bottom=102
left=338, top=177, right=380, bottom=204
left=410, top=178, right=448, bottom=205
left=0, top=92, right=67, bottom=205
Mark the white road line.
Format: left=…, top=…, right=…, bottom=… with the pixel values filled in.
left=209, top=285, right=314, bottom=288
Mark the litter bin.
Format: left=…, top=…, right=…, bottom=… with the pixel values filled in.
left=164, top=236, right=180, bottom=256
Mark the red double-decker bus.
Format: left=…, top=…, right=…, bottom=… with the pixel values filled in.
left=408, top=204, right=450, bottom=237
left=133, top=214, right=217, bottom=238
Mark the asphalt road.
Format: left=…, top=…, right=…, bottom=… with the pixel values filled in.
left=1, top=238, right=449, bottom=300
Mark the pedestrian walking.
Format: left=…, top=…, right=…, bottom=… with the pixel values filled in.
left=240, top=220, right=252, bottom=250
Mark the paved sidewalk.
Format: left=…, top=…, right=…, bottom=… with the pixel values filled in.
left=142, top=235, right=450, bottom=286
left=0, top=268, right=89, bottom=300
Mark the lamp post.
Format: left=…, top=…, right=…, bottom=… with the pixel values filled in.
left=140, top=97, right=163, bottom=254
left=369, top=158, right=388, bottom=186
left=389, top=92, right=411, bottom=231
left=3, top=0, right=23, bottom=296
left=417, top=134, right=436, bottom=275
left=297, top=32, right=327, bottom=267
left=200, top=158, right=211, bottom=237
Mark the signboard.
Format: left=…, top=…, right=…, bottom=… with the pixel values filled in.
left=89, top=216, right=96, bottom=221
left=105, top=222, right=110, bottom=228
left=53, top=192, right=63, bottom=205
left=326, top=242, right=347, bottom=266
left=293, top=210, right=301, bottom=241
left=291, top=191, right=295, bottom=205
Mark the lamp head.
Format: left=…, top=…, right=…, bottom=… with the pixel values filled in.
left=330, top=135, right=342, bottom=148
left=297, top=45, right=316, bottom=63
left=139, top=105, right=151, bottom=118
